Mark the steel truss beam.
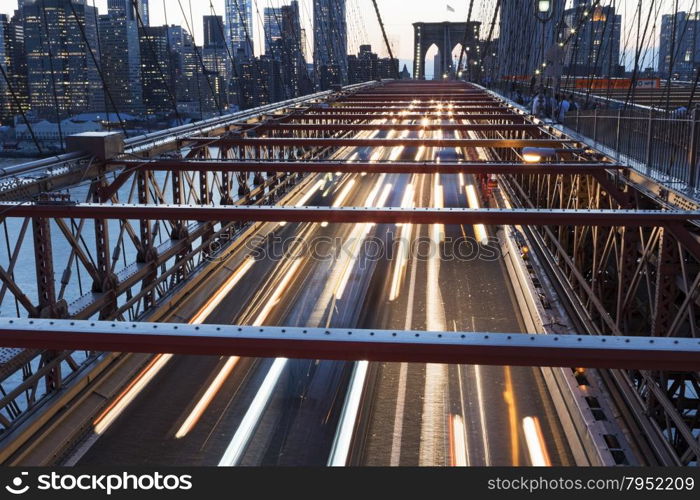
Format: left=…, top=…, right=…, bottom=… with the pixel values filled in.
left=501, top=168, right=700, bottom=465
left=187, top=138, right=573, bottom=149
left=326, top=103, right=503, bottom=108
left=249, top=123, right=541, bottom=133
left=337, top=94, right=490, bottom=99
left=110, top=160, right=621, bottom=176
left=2, top=204, right=698, bottom=226
left=276, top=113, right=527, bottom=121
left=303, top=106, right=508, bottom=113
left=0, top=319, right=698, bottom=371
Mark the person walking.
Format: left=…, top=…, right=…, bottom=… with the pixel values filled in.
left=557, top=94, right=570, bottom=123
left=532, top=92, right=545, bottom=118
left=568, top=94, right=579, bottom=112
left=515, top=89, right=524, bottom=105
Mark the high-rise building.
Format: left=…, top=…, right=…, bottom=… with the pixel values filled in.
left=177, top=29, right=199, bottom=106
left=138, top=0, right=149, bottom=26
left=300, top=27, right=308, bottom=62
left=313, top=0, right=347, bottom=88
left=659, top=11, right=700, bottom=80
left=0, top=15, right=11, bottom=124
left=562, top=1, right=622, bottom=77
left=348, top=45, right=399, bottom=84
left=224, top=0, right=253, bottom=59
left=22, top=0, right=102, bottom=119
left=263, top=7, right=282, bottom=57
left=203, top=16, right=229, bottom=112
left=139, top=25, right=176, bottom=115
left=348, top=44, right=374, bottom=84
left=230, top=51, right=280, bottom=109
left=140, top=24, right=218, bottom=117
left=99, top=0, right=144, bottom=114
left=348, top=45, right=397, bottom=84
left=277, top=1, right=311, bottom=97
left=0, top=11, right=29, bottom=124
left=203, top=15, right=225, bottom=49
left=498, top=0, right=565, bottom=78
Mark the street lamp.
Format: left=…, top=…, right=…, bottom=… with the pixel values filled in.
left=534, top=0, right=555, bottom=88
left=522, top=147, right=556, bottom=163
left=522, top=147, right=591, bottom=163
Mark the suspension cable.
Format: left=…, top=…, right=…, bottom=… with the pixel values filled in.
left=370, top=0, right=399, bottom=79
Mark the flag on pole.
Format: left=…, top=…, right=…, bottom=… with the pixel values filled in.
left=447, top=4, right=455, bottom=12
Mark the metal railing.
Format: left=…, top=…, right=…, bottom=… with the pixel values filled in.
left=564, top=108, right=700, bottom=193
left=488, top=81, right=700, bottom=196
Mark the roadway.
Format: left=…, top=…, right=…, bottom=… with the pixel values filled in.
left=69, top=106, right=574, bottom=467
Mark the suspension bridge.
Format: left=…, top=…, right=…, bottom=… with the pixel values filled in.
left=0, top=0, right=699, bottom=469
left=0, top=79, right=697, bottom=467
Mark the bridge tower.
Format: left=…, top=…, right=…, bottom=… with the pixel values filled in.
left=412, top=21, right=480, bottom=80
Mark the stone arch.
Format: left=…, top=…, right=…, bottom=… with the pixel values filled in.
left=425, top=44, right=440, bottom=80
left=413, top=22, right=481, bottom=80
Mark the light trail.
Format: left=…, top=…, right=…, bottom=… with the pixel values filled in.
left=219, top=130, right=372, bottom=465
left=450, top=414, right=468, bottom=467
left=474, top=364, right=492, bottom=465
left=389, top=180, right=415, bottom=301
left=174, top=356, right=240, bottom=439
left=217, top=255, right=304, bottom=465
left=523, top=416, right=552, bottom=466
left=93, top=353, right=172, bottom=435
left=465, top=182, right=489, bottom=245
left=218, top=357, right=288, bottom=466
left=252, top=258, right=304, bottom=325
left=335, top=174, right=389, bottom=300
left=503, top=366, right=520, bottom=465
left=189, top=258, right=255, bottom=324
left=327, top=360, right=369, bottom=466
left=93, top=256, right=256, bottom=436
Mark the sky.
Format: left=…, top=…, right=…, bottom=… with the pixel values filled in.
left=0, top=1, right=693, bottom=68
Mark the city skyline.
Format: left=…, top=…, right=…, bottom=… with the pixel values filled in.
left=0, top=0, right=691, bottom=65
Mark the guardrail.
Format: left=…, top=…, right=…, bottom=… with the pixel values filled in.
left=488, top=81, right=700, bottom=197
left=563, top=108, right=700, bottom=192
